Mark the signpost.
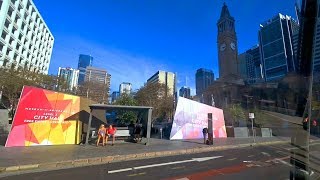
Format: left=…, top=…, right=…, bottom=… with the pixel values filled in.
left=249, top=113, right=255, bottom=143
left=207, top=113, right=213, bottom=145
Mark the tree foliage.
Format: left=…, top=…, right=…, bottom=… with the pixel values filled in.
left=76, top=81, right=110, bottom=104
left=0, top=64, right=68, bottom=117
left=112, top=93, right=138, bottom=125
left=135, top=82, right=174, bottom=122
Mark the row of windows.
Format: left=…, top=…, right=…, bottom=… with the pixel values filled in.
left=5, top=14, right=53, bottom=47
left=262, top=40, right=285, bottom=58
left=260, top=20, right=282, bottom=44
left=0, top=34, right=51, bottom=65
left=1, top=29, right=52, bottom=60
left=264, top=53, right=286, bottom=69
left=6, top=0, right=53, bottom=43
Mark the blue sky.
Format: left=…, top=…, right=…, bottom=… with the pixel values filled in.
left=34, top=0, right=297, bottom=95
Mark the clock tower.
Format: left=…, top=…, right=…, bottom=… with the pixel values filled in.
left=217, top=3, right=238, bottom=79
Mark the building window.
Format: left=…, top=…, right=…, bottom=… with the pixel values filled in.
left=5, top=19, right=10, bottom=29
left=16, top=43, right=20, bottom=51
left=3, top=59, right=9, bottom=67
left=1, top=32, right=7, bottom=41
left=9, top=36, right=14, bottom=45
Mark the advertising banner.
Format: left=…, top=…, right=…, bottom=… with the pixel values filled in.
left=5, top=86, right=81, bottom=147
left=170, top=97, right=227, bottom=140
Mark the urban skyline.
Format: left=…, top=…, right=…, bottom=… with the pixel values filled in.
left=32, top=0, right=296, bottom=95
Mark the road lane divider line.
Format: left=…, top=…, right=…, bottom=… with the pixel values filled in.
left=108, top=156, right=223, bottom=174
left=261, top=152, right=271, bottom=156
left=227, top=158, right=237, bottom=161
left=108, top=168, right=132, bottom=174
left=171, top=166, right=185, bottom=170
left=127, top=172, right=146, bottom=177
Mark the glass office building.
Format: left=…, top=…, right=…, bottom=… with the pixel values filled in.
left=77, top=54, right=93, bottom=84
left=259, top=13, right=299, bottom=82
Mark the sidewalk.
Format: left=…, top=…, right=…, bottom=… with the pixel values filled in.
left=0, top=137, right=290, bottom=173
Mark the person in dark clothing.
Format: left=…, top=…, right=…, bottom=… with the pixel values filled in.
left=134, top=124, right=142, bottom=142
left=202, top=127, right=208, bottom=144
left=128, top=121, right=135, bottom=140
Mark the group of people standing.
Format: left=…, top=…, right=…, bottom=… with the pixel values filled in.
left=96, top=124, right=117, bottom=147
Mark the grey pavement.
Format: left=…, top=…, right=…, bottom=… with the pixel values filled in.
left=0, top=137, right=290, bottom=170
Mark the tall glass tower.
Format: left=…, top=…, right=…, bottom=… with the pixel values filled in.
left=259, top=13, right=299, bottom=82
left=77, top=54, right=93, bottom=84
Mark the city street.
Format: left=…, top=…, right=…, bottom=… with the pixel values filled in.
left=3, top=142, right=320, bottom=180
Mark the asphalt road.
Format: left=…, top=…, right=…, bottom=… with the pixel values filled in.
left=3, top=143, right=320, bottom=180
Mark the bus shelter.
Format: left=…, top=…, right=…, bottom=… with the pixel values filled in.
left=85, top=104, right=153, bottom=145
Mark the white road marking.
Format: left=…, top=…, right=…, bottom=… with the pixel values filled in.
left=227, top=158, right=237, bottom=161
left=275, top=158, right=292, bottom=167
left=133, top=156, right=223, bottom=170
left=261, top=152, right=271, bottom=156
left=108, top=168, right=133, bottom=174
left=108, top=156, right=223, bottom=174
left=127, top=172, right=146, bottom=177
left=243, top=161, right=253, bottom=163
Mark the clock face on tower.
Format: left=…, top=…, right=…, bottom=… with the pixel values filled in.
left=220, top=43, right=226, bottom=51
left=230, top=42, right=236, bottom=50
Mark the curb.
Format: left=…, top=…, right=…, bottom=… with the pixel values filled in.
left=0, top=140, right=289, bottom=174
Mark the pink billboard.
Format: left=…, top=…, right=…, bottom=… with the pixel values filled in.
left=170, top=97, right=227, bottom=140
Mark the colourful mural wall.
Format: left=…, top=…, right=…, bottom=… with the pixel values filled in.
left=5, top=86, right=81, bottom=147
left=170, top=97, right=227, bottom=140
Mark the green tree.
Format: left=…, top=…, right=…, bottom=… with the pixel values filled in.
left=135, top=82, right=174, bottom=122
left=228, top=104, right=246, bottom=127
left=0, top=64, right=68, bottom=117
left=113, top=93, right=138, bottom=125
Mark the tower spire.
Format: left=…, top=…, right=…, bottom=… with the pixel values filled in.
left=220, top=2, right=231, bottom=19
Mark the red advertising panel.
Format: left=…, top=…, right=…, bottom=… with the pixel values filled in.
left=5, top=86, right=81, bottom=147
left=170, top=97, right=227, bottom=140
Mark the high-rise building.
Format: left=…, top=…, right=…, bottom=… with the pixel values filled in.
left=238, top=45, right=263, bottom=84
left=111, top=91, right=120, bottom=103
left=179, top=86, right=191, bottom=99
left=77, top=54, right=93, bottom=85
left=312, top=0, right=320, bottom=82
left=57, top=67, right=79, bottom=91
left=238, top=53, right=252, bottom=80
left=246, top=45, right=263, bottom=83
left=259, top=13, right=299, bottom=82
left=119, top=82, right=132, bottom=95
left=0, top=0, right=54, bottom=74
left=147, top=70, right=176, bottom=97
left=80, top=66, right=111, bottom=103
left=195, top=68, right=214, bottom=96
left=217, top=3, right=238, bottom=78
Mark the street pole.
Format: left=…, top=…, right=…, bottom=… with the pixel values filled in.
left=249, top=113, right=255, bottom=144
left=251, top=118, right=255, bottom=143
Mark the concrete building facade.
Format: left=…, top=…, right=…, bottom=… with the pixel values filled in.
left=119, top=82, right=132, bottom=95
left=147, top=70, right=176, bottom=97
left=57, top=67, right=79, bottom=91
left=0, top=0, right=54, bottom=74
